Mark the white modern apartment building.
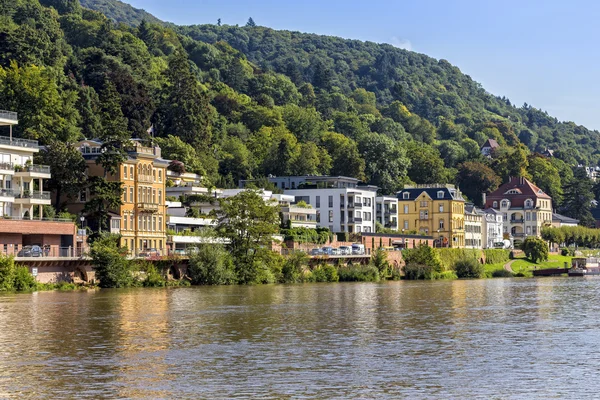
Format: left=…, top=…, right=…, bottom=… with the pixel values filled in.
left=464, top=203, right=483, bottom=249
left=375, top=196, right=398, bottom=230
left=247, top=176, right=378, bottom=233
left=481, top=208, right=504, bottom=248
left=0, top=110, right=51, bottom=219
left=271, top=194, right=317, bottom=229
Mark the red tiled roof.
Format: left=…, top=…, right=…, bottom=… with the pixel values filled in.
left=481, top=138, right=499, bottom=149
left=485, top=177, right=551, bottom=208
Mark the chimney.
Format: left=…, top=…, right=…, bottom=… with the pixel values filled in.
left=482, top=193, right=486, bottom=206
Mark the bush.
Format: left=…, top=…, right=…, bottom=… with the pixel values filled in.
left=337, top=264, right=380, bottom=282
left=492, top=269, right=514, bottom=278
left=90, top=234, right=134, bottom=288
left=0, top=255, right=38, bottom=291
left=453, top=258, right=485, bottom=279
left=404, top=263, right=435, bottom=280
left=13, top=265, right=38, bottom=291
left=138, top=261, right=166, bottom=287
left=188, top=244, right=237, bottom=285
left=370, top=248, right=390, bottom=276
left=312, top=263, right=339, bottom=282
left=281, top=252, right=310, bottom=283
left=403, top=244, right=442, bottom=272
left=521, top=237, right=549, bottom=263
left=561, top=248, right=574, bottom=257
left=483, top=249, right=510, bottom=264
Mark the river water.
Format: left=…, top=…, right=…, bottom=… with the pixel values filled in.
left=0, top=278, right=599, bottom=399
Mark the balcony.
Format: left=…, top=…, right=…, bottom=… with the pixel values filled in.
left=137, top=174, right=155, bottom=183
left=0, top=136, right=38, bottom=149
left=137, top=202, right=159, bottom=213
left=0, top=188, right=17, bottom=200
left=0, top=161, right=13, bottom=174
left=14, top=164, right=51, bottom=178
left=0, top=110, right=18, bottom=123
left=14, top=190, right=51, bottom=204
left=510, top=218, right=524, bottom=224
left=348, top=203, right=362, bottom=209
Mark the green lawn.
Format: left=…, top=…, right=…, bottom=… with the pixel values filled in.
left=510, top=255, right=572, bottom=277
left=484, top=262, right=507, bottom=276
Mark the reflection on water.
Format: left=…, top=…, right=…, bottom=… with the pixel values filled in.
left=1, top=279, right=600, bottom=398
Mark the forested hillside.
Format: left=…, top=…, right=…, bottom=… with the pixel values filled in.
left=1, top=0, right=599, bottom=223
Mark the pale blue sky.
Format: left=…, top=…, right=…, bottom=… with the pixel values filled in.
left=127, top=0, right=600, bottom=130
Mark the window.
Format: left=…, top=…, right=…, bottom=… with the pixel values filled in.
left=419, top=210, right=429, bottom=219
left=404, top=205, right=409, bottom=214
left=158, top=217, right=162, bottom=231
left=533, top=212, right=537, bottom=221
left=153, top=216, right=156, bottom=231
left=493, top=201, right=498, bottom=208
left=316, top=196, right=321, bottom=208
left=532, top=226, right=537, bottom=235
left=526, top=226, right=531, bottom=235
left=158, top=170, right=162, bottom=182
left=130, top=166, right=134, bottom=179
left=153, top=189, right=157, bottom=204
left=130, top=214, right=134, bottom=230
left=439, top=204, right=444, bottom=213
left=403, top=192, right=409, bottom=199
left=129, top=188, right=134, bottom=203
left=439, top=219, right=444, bottom=229
left=329, top=196, right=333, bottom=208
left=355, top=196, right=361, bottom=204
left=501, top=200, right=509, bottom=208
left=79, top=190, right=87, bottom=202
left=404, top=220, right=409, bottom=230
left=437, top=191, right=444, bottom=199
left=355, top=211, right=361, bottom=218
left=525, top=199, right=533, bottom=208
left=420, top=201, right=428, bottom=207
left=123, top=165, right=128, bottom=179
left=123, top=188, right=127, bottom=202
left=329, top=210, right=334, bottom=222
left=356, top=226, right=361, bottom=233
left=124, top=214, right=128, bottom=230
left=526, top=212, right=531, bottom=221
left=158, top=190, right=162, bottom=205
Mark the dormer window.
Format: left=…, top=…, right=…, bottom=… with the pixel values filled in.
left=525, top=199, right=533, bottom=208
left=403, top=192, right=409, bottom=200
left=501, top=199, right=510, bottom=209
left=493, top=201, right=498, bottom=208
left=437, top=191, right=444, bottom=199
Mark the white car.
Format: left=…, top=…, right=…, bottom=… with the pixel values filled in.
left=338, top=246, right=352, bottom=255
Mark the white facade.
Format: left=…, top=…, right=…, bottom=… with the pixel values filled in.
left=375, top=196, right=398, bottom=230
left=271, top=194, right=317, bottom=229
left=481, top=208, right=504, bottom=249
left=283, top=187, right=377, bottom=233
left=0, top=112, right=51, bottom=219
left=464, top=204, right=483, bottom=249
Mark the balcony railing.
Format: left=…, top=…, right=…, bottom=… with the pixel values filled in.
left=8, top=246, right=87, bottom=259
left=137, top=202, right=159, bottom=212
left=510, top=218, right=524, bottom=223
left=0, top=161, right=13, bottom=171
left=0, top=110, right=18, bottom=121
left=138, top=174, right=154, bottom=183
left=1, top=215, right=73, bottom=222
left=0, top=135, right=39, bottom=149
left=15, top=164, right=51, bottom=174
left=15, top=191, right=51, bottom=200
left=0, top=189, right=17, bottom=197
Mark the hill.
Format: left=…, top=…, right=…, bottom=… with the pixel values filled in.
left=79, top=0, right=167, bottom=26
left=0, top=0, right=596, bottom=222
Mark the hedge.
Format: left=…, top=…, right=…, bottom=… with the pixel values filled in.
left=435, top=248, right=481, bottom=270
left=483, top=249, right=510, bottom=265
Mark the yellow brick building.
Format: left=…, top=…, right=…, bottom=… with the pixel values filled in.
left=396, top=184, right=465, bottom=248
left=69, top=139, right=168, bottom=256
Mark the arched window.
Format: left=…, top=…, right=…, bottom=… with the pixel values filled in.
left=439, top=219, right=444, bottom=229
left=493, top=201, right=498, bottom=208
left=525, top=199, right=533, bottom=208
left=501, top=199, right=510, bottom=209
left=130, top=166, right=134, bottom=179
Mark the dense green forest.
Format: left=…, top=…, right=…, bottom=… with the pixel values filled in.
left=1, top=0, right=599, bottom=224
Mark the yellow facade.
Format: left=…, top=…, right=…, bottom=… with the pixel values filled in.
left=70, top=141, right=168, bottom=256
left=397, top=188, right=465, bottom=248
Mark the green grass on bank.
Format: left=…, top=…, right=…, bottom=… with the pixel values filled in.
left=510, top=255, right=572, bottom=277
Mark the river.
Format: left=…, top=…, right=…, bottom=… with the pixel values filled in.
left=0, top=278, right=599, bottom=399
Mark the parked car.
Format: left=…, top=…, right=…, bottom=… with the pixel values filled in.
left=338, top=246, right=352, bottom=255
left=351, top=244, right=365, bottom=255
left=322, top=246, right=334, bottom=255
left=331, top=248, right=341, bottom=255
left=139, top=248, right=160, bottom=257
left=310, top=248, right=323, bottom=256
left=18, top=245, right=43, bottom=257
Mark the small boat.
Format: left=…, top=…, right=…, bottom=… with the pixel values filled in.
left=568, top=257, right=600, bottom=277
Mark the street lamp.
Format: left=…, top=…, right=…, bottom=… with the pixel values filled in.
left=437, top=229, right=441, bottom=248
left=80, top=215, right=85, bottom=229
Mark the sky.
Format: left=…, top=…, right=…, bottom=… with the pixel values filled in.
left=126, top=0, right=600, bottom=130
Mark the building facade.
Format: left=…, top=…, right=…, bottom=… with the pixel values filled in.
left=485, top=176, right=553, bottom=243
left=481, top=208, right=504, bottom=249
left=69, top=139, right=168, bottom=256
left=464, top=203, right=483, bottom=249
left=263, top=177, right=377, bottom=233
left=0, top=111, right=51, bottom=219
left=396, top=184, right=466, bottom=248
left=375, top=196, right=398, bottom=230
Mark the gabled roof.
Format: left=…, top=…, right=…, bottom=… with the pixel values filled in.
left=481, top=138, right=499, bottom=149
left=487, top=177, right=551, bottom=202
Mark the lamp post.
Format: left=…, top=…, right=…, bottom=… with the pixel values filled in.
left=437, top=229, right=441, bottom=248
left=80, top=215, right=85, bottom=230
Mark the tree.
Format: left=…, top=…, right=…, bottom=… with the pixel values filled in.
left=358, top=132, right=410, bottom=194
left=406, top=142, right=449, bottom=184
left=217, top=18, right=221, bottom=26
left=215, top=190, right=280, bottom=283
left=561, top=167, right=595, bottom=226
left=188, top=244, right=237, bottom=285
left=289, top=142, right=331, bottom=176
left=155, top=135, right=206, bottom=176
left=246, top=17, right=256, bottom=27
left=281, top=252, right=310, bottom=283
left=521, top=236, right=549, bottom=264
left=527, top=154, right=563, bottom=207
left=456, top=161, right=501, bottom=206
left=154, top=50, right=213, bottom=148
left=321, top=131, right=366, bottom=180
left=84, top=177, right=123, bottom=233
left=90, top=233, right=133, bottom=288
left=38, top=141, right=87, bottom=210
left=402, top=244, right=442, bottom=272
left=96, top=81, right=128, bottom=175
left=453, top=258, right=484, bottom=279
